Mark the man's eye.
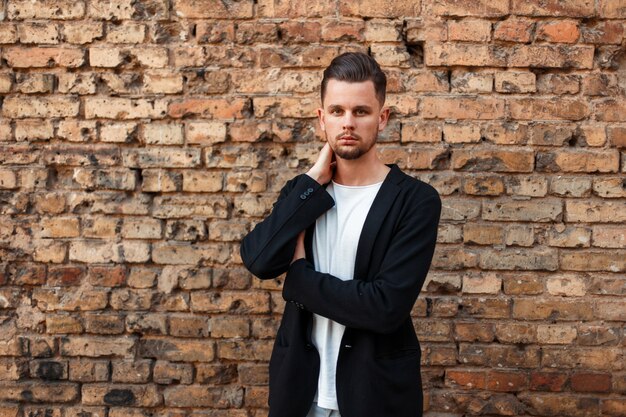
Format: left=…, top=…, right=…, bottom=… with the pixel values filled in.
left=355, top=110, right=367, bottom=116
left=330, top=109, right=342, bottom=115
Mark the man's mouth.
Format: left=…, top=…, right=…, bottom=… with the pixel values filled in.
left=338, top=134, right=359, bottom=141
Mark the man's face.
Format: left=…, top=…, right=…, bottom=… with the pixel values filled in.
left=318, top=79, right=389, bottom=161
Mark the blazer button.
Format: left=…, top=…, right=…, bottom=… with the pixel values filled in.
left=300, top=194, right=306, bottom=200
left=307, top=188, right=314, bottom=193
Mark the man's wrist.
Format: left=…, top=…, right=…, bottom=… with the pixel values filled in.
left=305, top=170, right=322, bottom=184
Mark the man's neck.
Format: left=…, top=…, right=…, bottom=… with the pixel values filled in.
left=333, top=149, right=390, bottom=186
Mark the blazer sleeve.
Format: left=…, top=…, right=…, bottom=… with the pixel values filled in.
left=283, top=189, right=441, bottom=334
left=240, top=174, right=335, bottom=280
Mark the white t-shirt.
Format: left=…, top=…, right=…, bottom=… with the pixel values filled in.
left=311, top=180, right=383, bottom=410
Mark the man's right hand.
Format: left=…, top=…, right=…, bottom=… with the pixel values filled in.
left=306, top=143, right=335, bottom=184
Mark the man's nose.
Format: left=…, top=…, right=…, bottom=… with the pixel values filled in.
left=342, top=113, right=355, bottom=130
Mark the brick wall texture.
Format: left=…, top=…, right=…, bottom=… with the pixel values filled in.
left=0, top=0, right=625, bottom=416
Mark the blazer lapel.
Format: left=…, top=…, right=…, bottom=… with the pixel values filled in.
left=353, top=164, right=403, bottom=280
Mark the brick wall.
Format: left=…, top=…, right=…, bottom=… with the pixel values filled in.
left=0, top=0, right=625, bottom=416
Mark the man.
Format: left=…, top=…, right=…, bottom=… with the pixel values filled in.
left=240, top=52, right=441, bottom=417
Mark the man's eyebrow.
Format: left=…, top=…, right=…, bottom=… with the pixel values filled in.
left=327, top=104, right=373, bottom=110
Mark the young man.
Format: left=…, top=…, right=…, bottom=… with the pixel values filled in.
left=240, top=52, right=441, bottom=417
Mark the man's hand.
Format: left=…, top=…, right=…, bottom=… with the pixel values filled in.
left=291, top=231, right=306, bottom=264
left=306, top=143, right=335, bottom=184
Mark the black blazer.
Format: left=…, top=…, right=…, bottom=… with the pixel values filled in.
left=240, top=164, right=441, bottom=417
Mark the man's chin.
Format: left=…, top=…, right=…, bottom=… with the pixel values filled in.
left=334, top=148, right=363, bottom=160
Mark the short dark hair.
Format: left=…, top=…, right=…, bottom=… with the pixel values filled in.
left=321, top=52, right=387, bottom=106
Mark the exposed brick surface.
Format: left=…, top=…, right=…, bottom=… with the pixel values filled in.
left=0, top=2, right=623, bottom=415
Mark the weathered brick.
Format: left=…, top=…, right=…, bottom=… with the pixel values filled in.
left=111, top=360, right=152, bottom=383
left=33, top=288, right=108, bottom=312
left=85, top=98, right=168, bottom=119
left=123, top=147, right=201, bottom=168
left=537, top=324, right=578, bottom=344
left=547, top=226, right=591, bottom=248
left=511, top=0, right=594, bottom=16
left=173, top=0, right=253, bottom=18
left=153, top=195, right=228, bottom=219
left=0, top=382, right=79, bottom=403
left=427, top=0, right=508, bottom=16
left=509, top=45, right=594, bottom=69
left=321, top=19, right=365, bottom=42
left=139, top=338, right=214, bottom=362
left=592, top=226, right=626, bottom=248
left=581, top=21, right=624, bottom=44
left=494, top=17, right=534, bottom=42
left=17, top=22, right=59, bottom=44
left=8, top=0, right=85, bottom=19
left=513, top=298, right=593, bottom=320
left=453, top=149, right=534, bottom=173
left=425, top=43, right=507, bottom=67
left=3, top=97, right=79, bottom=118
left=542, top=347, right=622, bottom=370
left=422, top=96, right=504, bottom=120
left=567, top=201, right=626, bottom=223
left=405, top=18, right=447, bottom=42
left=46, top=315, right=83, bottom=334
left=143, top=71, right=183, bottom=94
left=536, top=150, right=619, bottom=173
left=599, top=0, right=626, bottom=18
left=462, top=223, right=503, bottom=245
left=107, top=23, right=146, bottom=43
left=571, top=373, right=612, bottom=392
left=495, top=72, right=536, bottom=93
left=190, top=291, right=269, bottom=314
left=82, top=383, right=162, bottom=406
left=68, top=359, right=109, bottom=382
left=448, top=19, right=491, bottom=42
left=143, top=124, right=184, bottom=146
left=530, top=371, right=568, bottom=391
left=480, top=248, right=559, bottom=271
left=536, top=20, right=580, bottom=43
left=3, top=47, right=85, bottom=68
left=450, top=71, right=493, bottom=93
left=110, top=289, right=153, bottom=311
left=61, top=22, right=104, bottom=44
left=583, top=73, right=619, bottom=96
left=596, top=99, right=626, bottom=122
left=163, top=385, right=243, bottom=408
left=258, top=0, right=335, bottom=16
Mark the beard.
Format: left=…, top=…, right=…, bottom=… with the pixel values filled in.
left=329, top=131, right=377, bottom=160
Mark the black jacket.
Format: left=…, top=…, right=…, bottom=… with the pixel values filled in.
left=240, top=164, right=441, bottom=417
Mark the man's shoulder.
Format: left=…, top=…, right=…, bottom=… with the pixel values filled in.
left=393, top=166, right=440, bottom=201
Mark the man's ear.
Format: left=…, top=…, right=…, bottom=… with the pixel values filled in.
left=378, top=107, right=390, bottom=131
left=317, top=108, right=325, bottom=131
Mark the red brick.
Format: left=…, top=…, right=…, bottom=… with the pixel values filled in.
left=8, top=0, right=85, bottom=19
left=169, top=98, right=249, bottom=119
left=510, top=98, right=589, bottom=120
left=422, top=96, right=505, bottom=119
left=599, top=0, right=626, bottom=18
left=338, top=1, right=421, bottom=17
left=487, top=371, right=528, bottom=392
left=511, top=0, right=595, bottom=16
left=448, top=19, right=491, bottom=42
left=425, top=43, right=507, bottom=67
left=571, top=372, right=612, bottom=392
left=494, top=17, right=534, bottom=42
left=446, top=370, right=487, bottom=389
left=173, top=0, right=252, bottom=18
left=257, top=0, right=335, bottom=17
left=427, top=0, right=509, bottom=16
left=530, top=372, right=568, bottom=391
left=595, top=99, right=626, bottom=122
left=536, top=20, right=580, bottom=43
left=581, top=21, right=624, bottom=44
left=509, top=45, right=594, bottom=69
